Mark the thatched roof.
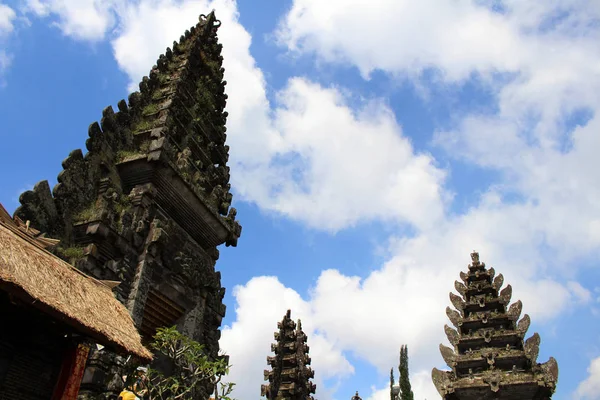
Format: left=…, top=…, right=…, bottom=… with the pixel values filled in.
left=0, top=204, right=152, bottom=361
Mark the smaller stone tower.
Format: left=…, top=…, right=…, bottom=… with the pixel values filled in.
left=432, top=251, right=558, bottom=399
left=261, top=310, right=316, bottom=399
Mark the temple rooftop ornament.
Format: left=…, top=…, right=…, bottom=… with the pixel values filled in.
left=432, top=251, right=558, bottom=399
left=352, top=391, right=363, bottom=400
left=261, top=310, right=316, bottom=400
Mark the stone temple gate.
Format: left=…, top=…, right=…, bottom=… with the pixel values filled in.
left=15, top=11, right=240, bottom=398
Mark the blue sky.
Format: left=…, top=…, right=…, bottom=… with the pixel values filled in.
left=1, top=0, right=600, bottom=399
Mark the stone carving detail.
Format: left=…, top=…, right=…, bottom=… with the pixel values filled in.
left=454, top=280, right=467, bottom=298
left=440, top=344, right=456, bottom=367
left=540, top=357, right=559, bottom=382
left=446, top=307, right=462, bottom=328
left=432, top=368, right=453, bottom=397
left=483, top=371, right=502, bottom=392
left=450, top=292, right=466, bottom=312
left=498, top=284, right=512, bottom=305
left=445, top=325, right=459, bottom=347
left=432, top=252, right=558, bottom=399
left=516, top=314, right=531, bottom=337
left=492, top=273, right=504, bottom=290
left=524, top=333, right=541, bottom=364
left=507, top=300, right=523, bottom=321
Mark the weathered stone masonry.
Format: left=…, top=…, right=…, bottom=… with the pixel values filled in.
left=15, top=12, right=240, bottom=398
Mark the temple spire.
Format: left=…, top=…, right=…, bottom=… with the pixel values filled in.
left=261, top=310, right=316, bottom=399
left=432, top=251, right=559, bottom=399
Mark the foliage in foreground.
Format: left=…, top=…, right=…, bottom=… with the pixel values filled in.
left=123, top=326, right=235, bottom=400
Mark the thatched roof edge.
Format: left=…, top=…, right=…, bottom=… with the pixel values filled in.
left=0, top=205, right=152, bottom=361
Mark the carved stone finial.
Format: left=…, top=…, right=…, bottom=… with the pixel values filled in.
left=540, top=357, right=559, bottom=383
left=499, top=284, right=513, bottom=305
left=444, top=325, right=459, bottom=347
left=492, top=273, right=504, bottom=290
left=516, top=314, right=531, bottom=337
left=450, top=292, right=466, bottom=312
left=439, top=344, right=456, bottom=368
left=432, top=368, right=453, bottom=396
left=446, top=306, right=461, bottom=328
left=507, top=300, right=523, bottom=321
left=524, top=333, right=541, bottom=364
left=454, top=280, right=467, bottom=298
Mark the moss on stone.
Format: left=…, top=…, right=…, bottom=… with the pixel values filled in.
left=133, top=119, right=156, bottom=132
left=74, top=205, right=97, bottom=222
left=142, top=103, right=160, bottom=116
left=58, top=246, right=85, bottom=260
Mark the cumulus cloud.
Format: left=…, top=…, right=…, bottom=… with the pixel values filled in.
left=576, top=356, right=600, bottom=399
left=276, top=0, right=600, bottom=156
left=276, top=0, right=600, bottom=259
left=0, top=4, right=16, bottom=34
left=23, top=0, right=121, bottom=40
left=260, top=78, right=446, bottom=231
left=276, top=0, right=528, bottom=82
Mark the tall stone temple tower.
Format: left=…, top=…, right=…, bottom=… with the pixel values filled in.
left=14, top=12, right=241, bottom=397
left=432, top=252, right=558, bottom=399
left=261, top=310, right=317, bottom=400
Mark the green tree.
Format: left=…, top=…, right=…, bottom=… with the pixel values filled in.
left=390, top=368, right=395, bottom=400
left=398, top=345, right=413, bottom=400
left=123, top=326, right=235, bottom=400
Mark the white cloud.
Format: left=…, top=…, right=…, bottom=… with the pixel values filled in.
left=576, top=356, right=600, bottom=399
left=275, top=0, right=547, bottom=82
left=0, top=3, right=16, bottom=82
left=0, top=4, right=16, bottom=35
left=23, top=0, right=121, bottom=41
left=277, top=0, right=600, bottom=259
left=0, top=50, right=11, bottom=74
left=258, top=79, right=447, bottom=231
left=276, top=0, right=600, bottom=151
left=568, top=281, right=592, bottom=304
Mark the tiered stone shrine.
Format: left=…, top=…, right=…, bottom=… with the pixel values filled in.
left=261, top=310, right=316, bottom=399
left=432, top=252, right=558, bottom=399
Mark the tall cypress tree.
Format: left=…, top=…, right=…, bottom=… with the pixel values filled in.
left=398, top=345, right=414, bottom=400
left=390, top=368, right=395, bottom=400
